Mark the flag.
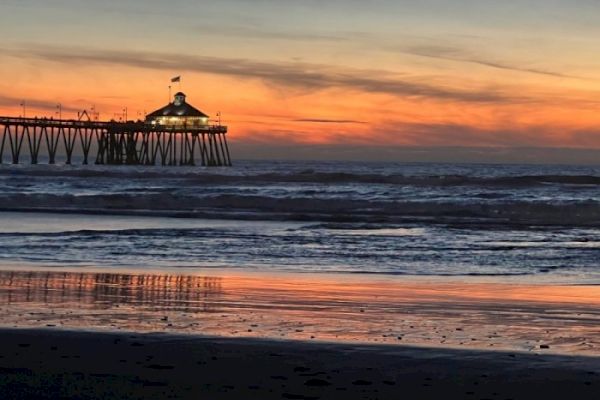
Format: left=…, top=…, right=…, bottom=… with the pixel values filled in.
left=171, top=76, right=181, bottom=83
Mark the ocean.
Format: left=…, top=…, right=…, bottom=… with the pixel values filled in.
left=0, top=160, right=599, bottom=282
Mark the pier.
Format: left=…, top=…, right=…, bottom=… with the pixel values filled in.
left=0, top=92, right=231, bottom=167
left=0, top=117, right=230, bottom=166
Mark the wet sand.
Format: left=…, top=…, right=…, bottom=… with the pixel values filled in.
left=1, top=268, right=600, bottom=398
left=1, top=269, right=600, bottom=355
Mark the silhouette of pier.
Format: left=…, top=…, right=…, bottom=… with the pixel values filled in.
left=0, top=116, right=231, bottom=167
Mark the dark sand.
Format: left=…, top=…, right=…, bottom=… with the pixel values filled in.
left=0, top=328, right=599, bottom=399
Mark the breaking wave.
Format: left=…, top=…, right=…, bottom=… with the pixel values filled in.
left=0, top=192, right=599, bottom=227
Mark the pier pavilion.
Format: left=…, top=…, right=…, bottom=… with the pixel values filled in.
left=146, top=92, right=210, bottom=128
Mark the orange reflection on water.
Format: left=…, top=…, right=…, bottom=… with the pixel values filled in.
left=1, top=270, right=599, bottom=356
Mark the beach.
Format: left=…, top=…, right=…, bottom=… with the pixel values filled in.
left=0, top=161, right=599, bottom=398
left=1, top=268, right=600, bottom=398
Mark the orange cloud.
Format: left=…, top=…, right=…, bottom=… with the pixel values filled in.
left=1, top=44, right=600, bottom=152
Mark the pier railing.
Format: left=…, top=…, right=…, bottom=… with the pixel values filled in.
left=0, top=116, right=231, bottom=166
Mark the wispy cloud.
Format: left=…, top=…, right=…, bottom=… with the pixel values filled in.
left=3, top=44, right=524, bottom=104
left=399, top=44, right=582, bottom=79
left=0, top=94, right=80, bottom=114
left=234, top=119, right=580, bottom=149
left=368, top=120, right=564, bottom=148
left=196, top=23, right=349, bottom=43
left=294, top=118, right=367, bottom=124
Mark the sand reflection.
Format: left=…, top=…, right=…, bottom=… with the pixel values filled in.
left=1, top=270, right=599, bottom=356
left=0, top=271, right=223, bottom=312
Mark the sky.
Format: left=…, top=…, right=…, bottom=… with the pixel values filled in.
left=1, top=0, right=600, bottom=163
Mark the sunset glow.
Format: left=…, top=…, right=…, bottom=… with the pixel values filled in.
left=1, top=0, right=600, bottom=161
left=2, top=4, right=600, bottom=397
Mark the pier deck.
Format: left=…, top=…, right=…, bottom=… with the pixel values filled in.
left=0, top=117, right=231, bottom=166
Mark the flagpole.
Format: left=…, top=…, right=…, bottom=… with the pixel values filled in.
left=170, top=76, right=181, bottom=97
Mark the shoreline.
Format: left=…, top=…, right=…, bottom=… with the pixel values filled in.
left=1, top=262, right=598, bottom=286
left=0, top=327, right=598, bottom=399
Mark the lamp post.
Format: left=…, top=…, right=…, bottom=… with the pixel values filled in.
left=56, top=103, right=62, bottom=120
left=91, top=105, right=98, bottom=121
left=19, top=100, right=26, bottom=118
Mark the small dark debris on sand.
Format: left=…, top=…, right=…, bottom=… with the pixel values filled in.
left=352, top=379, right=373, bottom=386
left=304, top=378, right=331, bottom=387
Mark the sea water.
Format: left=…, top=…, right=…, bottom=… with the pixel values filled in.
left=0, top=160, right=598, bottom=282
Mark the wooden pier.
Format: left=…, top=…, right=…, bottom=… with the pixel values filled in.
left=0, top=116, right=231, bottom=167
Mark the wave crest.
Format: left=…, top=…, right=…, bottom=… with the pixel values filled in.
left=0, top=192, right=598, bottom=227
